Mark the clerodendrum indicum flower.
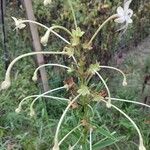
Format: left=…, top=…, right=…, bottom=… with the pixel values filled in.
left=12, top=17, right=26, bottom=29
left=40, top=29, right=51, bottom=46
left=44, top=0, right=52, bottom=6
left=115, top=0, right=133, bottom=26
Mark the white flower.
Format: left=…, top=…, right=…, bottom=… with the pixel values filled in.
left=12, top=17, right=26, bottom=29
left=15, top=107, right=21, bottom=113
left=40, top=29, right=51, bottom=46
left=44, top=0, right=52, bottom=6
left=115, top=0, right=133, bottom=25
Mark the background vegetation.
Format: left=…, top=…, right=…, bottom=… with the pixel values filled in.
left=0, top=0, right=150, bottom=149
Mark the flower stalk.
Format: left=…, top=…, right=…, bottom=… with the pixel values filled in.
left=88, top=14, right=118, bottom=46
left=15, top=95, right=69, bottom=114
left=94, top=71, right=112, bottom=108
left=12, top=18, right=71, bottom=44
left=32, top=63, right=71, bottom=82
left=29, top=85, right=68, bottom=116
left=102, top=100, right=146, bottom=150
left=106, top=97, right=150, bottom=108
left=58, top=124, right=82, bottom=146
left=90, top=128, right=93, bottom=150
left=53, top=94, right=81, bottom=149
left=100, top=65, right=127, bottom=86
left=0, top=51, right=67, bottom=90
left=6, top=1, right=146, bottom=149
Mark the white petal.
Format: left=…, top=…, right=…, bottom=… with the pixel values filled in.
left=114, top=17, right=125, bottom=23
left=11, top=17, right=18, bottom=23
left=127, top=18, right=133, bottom=23
left=18, top=24, right=26, bottom=29
left=124, top=0, right=132, bottom=11
left=127, top=9, right=133, bottom=17
left=117, top=6, right=124, bottom=16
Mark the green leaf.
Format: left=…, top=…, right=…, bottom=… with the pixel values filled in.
left=96, top=126, right=117, bottom=140
left=93, top=136, right=125, bottom=150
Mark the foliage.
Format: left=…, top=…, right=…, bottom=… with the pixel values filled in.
left=0, top=0, right=150, bottom=150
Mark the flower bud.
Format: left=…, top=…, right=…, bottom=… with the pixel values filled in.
left=122, top=79, right=127, bottom=86
left=106, top=102, right=112, bottom=108
left=44, top=0, right=52, bottom=6
left=1, top=80, right=11, bottom=90
left=15, top=107, right=21, bottom=113
left=40, top=29, right=51, bottom=46
left=32, top=74, right=38, bottom=82
left=29, top=109, right=35, bottom=117
left=52, top=143, right=60, bottom=150
left=139, top=145, right=146, bottom=150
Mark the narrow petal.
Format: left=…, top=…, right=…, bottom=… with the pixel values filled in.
left=11, top=17, right=17, bottom=23
left=127, top=9, right=133, bottom=17
left=124, top=0, right=132, bottom=12
left=18, top=24, right=26, bottom=29
left=117, top=6, right=124, bottom=16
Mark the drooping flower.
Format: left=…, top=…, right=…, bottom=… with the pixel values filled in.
left=115, top=0, right=133, bottom=27
left=44, top=0, right=52, bottom=6
left=40, top=29, right=51, bottom=46
left=12, top=17, right=26, bottom=30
